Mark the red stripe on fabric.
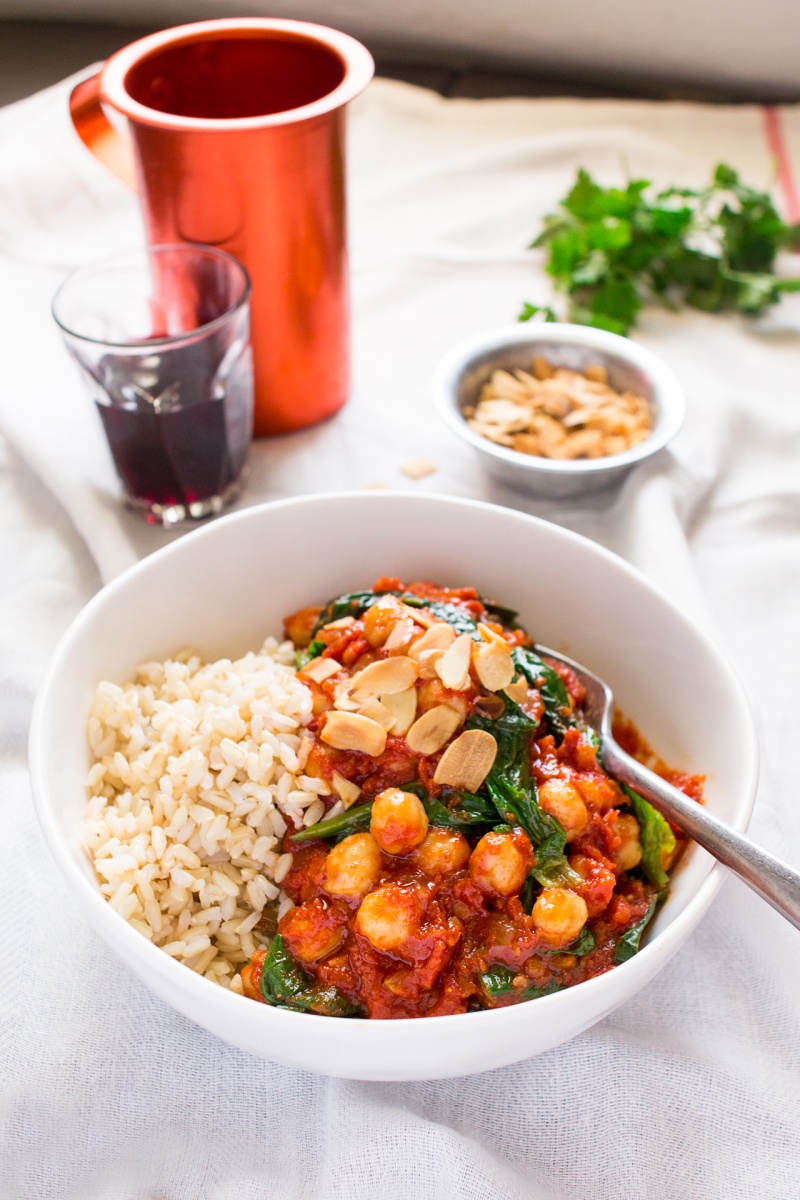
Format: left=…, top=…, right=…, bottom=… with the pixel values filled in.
left=763, top=106, right=800, bottom=223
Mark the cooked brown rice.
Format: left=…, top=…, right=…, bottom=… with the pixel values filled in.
left=82, top=636, right=324, bottom=991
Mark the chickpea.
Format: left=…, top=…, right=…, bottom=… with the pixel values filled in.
left=532, top=887, right=588, bottom=943
left=574, top=775, right=621, bottom=811
left=416, top=679, right=469, bottom=719
left=362, top=596, right=407, bottom=648
left=370, top=787, right=429, bottom=856
left=355, top=883, right=423, bottom=953
left=280, top=897, right=345, bottom=964
left=613, top=814, right=643, bottom=872
left=538, top=778, right=589, bottom=842
left=411, top=827, right=471, bottom=876
left=324, top=833, right=382, bottom=899
left=469, top=829, right=534, bottom=896
left=283, top=605, right=321, bottom=649
left=569, top=852, right=616, bottom=918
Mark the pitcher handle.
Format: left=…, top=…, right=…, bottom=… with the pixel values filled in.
left=69, top=70, right=137, bottom=189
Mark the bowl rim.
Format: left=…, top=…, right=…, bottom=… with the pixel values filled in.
left=29, top=491, right=758, bottom=1042
left=432, top=323, right=686, bottom=475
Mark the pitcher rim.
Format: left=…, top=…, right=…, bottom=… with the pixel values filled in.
left=100, top=17, right=375, bottom=132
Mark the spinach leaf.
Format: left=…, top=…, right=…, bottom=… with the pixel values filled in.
left=260, top=934, right=360, bottom=1016
left=567, top=926, right=596, bottom=956
left=295, top=638, right=326, bottom=669
left=466, top=698, right=540, bottom=833
left=399, top=781, right=429, bottom=802
left=578, top=722, right=602, bottom=753
left=512, top=646, right=574, bottom=741
left=310, top=588, right=482, bottom=640
left=289, top=801, right=373, bottom=844
left=519, top=873, right=536, bottom=914
left=310, top=591, right=382, bottom=636
left=309, top=586, right=520, bottom=645
left=466, top=696, right=578, bottom=886
left=424, top=788, right=498, bottom=830
left=482, top=599, right=519, bottom=628
left=479, top=964, right=562, bottom=1004
left=289, top=780, right=495, bottom=844
left=531, top=828, right=581, bottom=889
left=420, top=600, right=480, bottom=637
left=623, top=785, right=676, bottom=888
left=613, top=895, right=659, bottom=964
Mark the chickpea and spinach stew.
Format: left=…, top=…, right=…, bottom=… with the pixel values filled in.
left=240, top=579, right=703, bottom=1019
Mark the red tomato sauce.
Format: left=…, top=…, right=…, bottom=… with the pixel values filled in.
left=242, top=579, right=703, bottom=1019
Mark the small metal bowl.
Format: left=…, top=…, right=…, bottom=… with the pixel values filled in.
left=432, top=323, right=686, bottom=498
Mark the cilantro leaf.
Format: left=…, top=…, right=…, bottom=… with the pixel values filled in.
left=523, top=163, right=800, bottom=334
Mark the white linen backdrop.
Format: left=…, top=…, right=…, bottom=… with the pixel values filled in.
left=0, top=74, right=799, bottom=1198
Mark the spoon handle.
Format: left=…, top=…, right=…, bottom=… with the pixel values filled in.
left=602, top=739, right=800, bottom=932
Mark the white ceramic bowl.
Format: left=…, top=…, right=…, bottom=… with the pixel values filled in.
left=30, top=493, right=756, bottom=1080
left=432, top=323, right=686, bottom=498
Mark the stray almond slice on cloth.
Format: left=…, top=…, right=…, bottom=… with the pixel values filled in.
left=357, top=697, right=397, bottom=730
left=300, top=657, right=341, bottom=684
left=321, top=712, right=387, bottom=757
left=409, top=622, right=456, bottom=661
left=380, top=687, right=417, bottom=736
left=504, top=678, right=530, bottom=706
left=473, top=642, right=515, bottom=692
left=400, top=457, right=438, bottom=479
left=348, top=656, right=419, bottom=701
left=331, top=771, right=362, bottom=810
left=405, top=704, right=463, bottom=755
left=435, top=633, right=473, bottom=691
left=434, top=729, right=498, bottom=791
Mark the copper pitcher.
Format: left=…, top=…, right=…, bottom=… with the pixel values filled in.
left=69, top=19, right=374, bottom=435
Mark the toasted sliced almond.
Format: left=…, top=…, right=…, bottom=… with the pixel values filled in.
left=333, top=684, right=361, bottom=712
left=400, top=603, right=437, bottom=628
left=473, top=693, right=507, bottom=719
left=478, top=622, right=511, bottom=648
left=321, top=712, right=387, bottom=757
left=474, top=642, right=515, bottom=692
left=408, top=622, right=456, bottom=661
left=323, top=616, right=355, bottom=630
left=504, top=678, right=530, bottom=706
left=405, top=704, right=463, bottom=755
left=435, top=633, right=473, bottom=691
left=418, top=648, right=447, bottom=680
left=331, top=771, right=362, bottom=810
left=384, top=618, right=417, bottom=651
left=357, top=697, right=397, bottom=730
left=380, top=687, right=417, bottom=736
left=433, top=729, right=498, bottom=791
left=348, top=656, right=419, bottom=701
left=300, top=657, right=341, bottom=684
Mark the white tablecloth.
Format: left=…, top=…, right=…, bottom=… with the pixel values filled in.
left=1, top=73, right=799, bottom=1199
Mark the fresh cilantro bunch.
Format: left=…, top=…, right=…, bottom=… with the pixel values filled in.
left=520, top=163, right=800, bottom=335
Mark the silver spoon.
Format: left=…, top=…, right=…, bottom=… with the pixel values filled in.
left=538, top=646, right=800, bottom=931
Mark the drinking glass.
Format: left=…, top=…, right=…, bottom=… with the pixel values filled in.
left=53, top=244, right=253, bottom=526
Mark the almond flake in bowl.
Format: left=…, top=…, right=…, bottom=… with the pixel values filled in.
left=82, top=638, right=321, bottom=990
left=465, top=356, right=652, bottom=461
left=432, top=323, right=686, bottom=499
